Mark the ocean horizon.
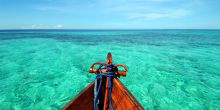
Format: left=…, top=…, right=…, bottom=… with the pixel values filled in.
left=1, top=29, right=220, bottom=31
left=0, top=29, right=220, bottom=110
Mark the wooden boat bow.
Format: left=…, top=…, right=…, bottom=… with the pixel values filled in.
left=62, top=52, right=144, bottom=110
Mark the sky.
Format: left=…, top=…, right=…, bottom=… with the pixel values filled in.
left=0, top=0, right=220, bottom=29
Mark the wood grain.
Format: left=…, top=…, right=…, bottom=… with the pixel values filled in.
left=62, top=78, right=144, bottom=110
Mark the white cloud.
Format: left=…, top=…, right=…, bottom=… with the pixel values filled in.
left=54, top=24, right=63, bottom=28
left=31, top=24, right=44, bottom=29
left=30, top=24, right=63, bottom=29
left=102, top=0, right=193, bottom=20
left=32, top=0, right=194, bottom=21
left=139, top=0, right=174, bottom=2
left=128, top=9, right=190, bottom=20
left=35, top=6, right=66, bottom=12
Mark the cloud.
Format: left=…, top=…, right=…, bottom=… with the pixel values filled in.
left=33, top=0, right=95, bottom=13
left=128, top=9, right=190, bottom=20
left=140, top=0, right=174, bottom=2
left=31, top=24, right=44, bottom=29
left=102, top=0, right=193, bottom=21
left=54, top=24, right=63, bottom=28
left=30, top=24, right=63, bottom=29
left=32, top=0, right=193, bottom=20
left=36, top=6, right=65, bottom=12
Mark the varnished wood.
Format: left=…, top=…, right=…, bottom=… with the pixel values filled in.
left=62, top=81, right=95, bottom=110
left=103, top=52, right=112, bottom=110
left=62, top=52, right=144, bottom=110
left=111, top=78, right=144, bottom=110
left=62, top=78, right=144, bottom=110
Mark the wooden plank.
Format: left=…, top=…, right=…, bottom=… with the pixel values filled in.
left=62, top=78, right=144, bottom=110
left=110, top=78, right=144, bottom=110
left=62, top=81, right=95, bottom=110
left=62, top=52, right=144, bottom=110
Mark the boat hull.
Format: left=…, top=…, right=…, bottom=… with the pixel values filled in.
left=62, top=78, right=144, bottom=110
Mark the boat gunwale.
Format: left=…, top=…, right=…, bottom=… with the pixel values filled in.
left=62, top=81, right=95, bottom=110
left=62, top=78, right=144, bottom=110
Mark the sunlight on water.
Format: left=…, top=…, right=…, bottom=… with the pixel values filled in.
left=0, top=30, right=220, bottom=110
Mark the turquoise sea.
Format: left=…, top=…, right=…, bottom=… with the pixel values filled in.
left=0, top=30, right=220, bottom=110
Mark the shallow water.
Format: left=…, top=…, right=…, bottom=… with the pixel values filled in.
left=0, top=30, right=220, bottom=110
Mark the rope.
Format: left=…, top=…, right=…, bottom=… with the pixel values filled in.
left=94, top=64, right=116, bottom=110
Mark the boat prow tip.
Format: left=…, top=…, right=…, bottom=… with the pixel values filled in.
left=106, top=52, right=112, bottom=64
